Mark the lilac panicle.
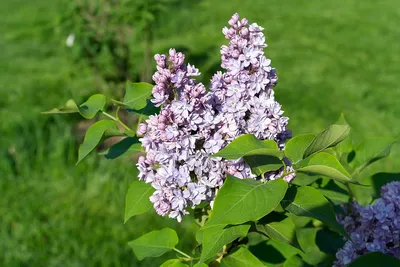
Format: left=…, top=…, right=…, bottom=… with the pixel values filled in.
left=211, top=12, right=291, bottom=179
left=137, top=14, right=292, bottom=222
left=334, top=181, right=400, bottom=266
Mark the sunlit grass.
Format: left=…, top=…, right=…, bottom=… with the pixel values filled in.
left=0, top=0, right=399, bottom=266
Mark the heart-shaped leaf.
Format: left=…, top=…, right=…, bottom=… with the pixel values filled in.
left=205, top=176, right=288, bottom=227
left=257, top=217, right=302, bottom=251
left=100, top=136, right=142, bottom=159
left=318, top=180, right=350, bottom=205
left=198, top=224, right=250, bottom=263
left=303, top=124, right=350, bottom=159
left=128, top=228, right=178, bottom=261
left=285, top=134, right=315, bottom=164
left=295, top=228, right=332, bottom=265
left=113, top=82, right=153, bottom=110
left=283, top=255, right=312, bottom=267
left=220, top=247, right=265, bottom=267
left=77, top=120, right=117, bottom=164
left=126, top=99, right=160, bottom=116
left=244, top=155, right=283, bottom=176
left=160, top=259, right=189, bottom=267
left=291, top=172, right=319, bottom=186
left=282, top=186, right=348, bottom=238
left=350, top=138, right=397, bottom=175
left=42, top=94, right=106, bottom=119
left=334, top=114, right=353, bottom=156
left=212, top=134, right=283, bottom=160
left=41, top=99, right=79, bottom=114
left=348, top=252, right=400, bottom=267
left=297, top=152, right=358, bottom=184
left=124, top=181, right=154, bottom=223
left=78, top=94, right=107, bottom=119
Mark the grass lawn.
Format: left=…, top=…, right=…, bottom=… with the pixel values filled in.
left=1, top=0, right=399, bottom=266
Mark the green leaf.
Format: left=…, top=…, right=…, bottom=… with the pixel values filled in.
left=113, top=81, right=153, bottom=110
left=124, top=181, right=154, bottom=223
left=297, top=152, right=358, bottom=184
left=249, top=239, right=299, bottom=266
left=103, top=128, right=125, bottom=138
left=257, top=217, right=302, bottom=251
left=319, top=188, right=349, bottom=205
left=303, top=124, right=350, bottom=159
left=198, top=224, right=250, bottom=263
left=291, top=172, right=319, bottom=186
left=41, top=99, right=79, bottom=114
left=285, top=134, right=315, bottom=164
left=336, top=113, right=348, bottom=125
left=282, top=186, right=348, bottom=238
left=348, top=252, right=400, bottom=267
left=334, top=114, right=353, bottom=157
left=43, top=95, right=106, bottom=119
left=287, top=213, right=312, bottom=229
left=78, top=94, right=106, bottom=119
left=212, top=134, right=283, bottom=160
left=127, top=100, right=160, bottom=135
left=314, top=228, right=346, bottom=255
left=284, top=255, right=312, bottom=267
left=349, top=183, right=374, bottom=206
left=318, top=180, right=350, bottom=205
left=244, top=155, right=283, bottom=176
left=220, top=247, right=265, bottom=267
left=101, top=136, right=142, bottom=159
left=77, top=120, right=117, bottom=164
left=205, top=176, right=288, bottom=227
left=128, top=228, right=178, bottom=261
left=160, top=259, right=189, bottom=267
left=350, top=138, right=397, bottom=174
left=127, top=99, right=160, bottom=117
left=246, top=231, right=269, bottom=246
left=296, top=228, right=332, bottom=266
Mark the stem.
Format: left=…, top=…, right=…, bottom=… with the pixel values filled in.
left=101, top=111, right=133, bottom=133
left=346, top=183, right=355, bottom=200
left=115, top=106, right=121, bottom=121
left=173, top=248, right=192, bottom=259
left=261, top=172, right=266, bottom=183
left=216, top=245, right=228, bottom=263
left=179, top=257, right=200, bottom=262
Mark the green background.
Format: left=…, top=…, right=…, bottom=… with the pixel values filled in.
left=1, top=0, right=399, bottom=266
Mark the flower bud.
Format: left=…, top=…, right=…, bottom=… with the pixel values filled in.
left=240, top=27, right=249, bottom=36
left=137, top=123, right=147, bottom=135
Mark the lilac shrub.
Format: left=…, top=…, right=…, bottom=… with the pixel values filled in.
left=136, top=13, right=291, bottom=222
left=334, top=181, right=400, bottom=266
left=44, top=11, right=400, bottom=267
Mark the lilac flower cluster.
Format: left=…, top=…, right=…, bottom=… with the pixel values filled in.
left=211, top=13, right=291, bottom=179
left=334, top=181, right=400, bottom=266
left=137, top=48, right=222, bottom=222
left=137, top=13, right=291, bottom=222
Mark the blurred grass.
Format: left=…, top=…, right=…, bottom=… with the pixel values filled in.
left=0, top=0, right=399, bottom=266
left=0, top=1, right=197, bottom=266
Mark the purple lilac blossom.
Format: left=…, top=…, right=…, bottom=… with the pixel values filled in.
left=137, top=13, right=292, bottom=222
left=334, top=181, right=400, bottom=266
left=210, top=13, right=291, bottom=179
